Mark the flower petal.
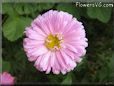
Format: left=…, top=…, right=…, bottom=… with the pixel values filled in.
left=40, top=51, right=51, bottom=71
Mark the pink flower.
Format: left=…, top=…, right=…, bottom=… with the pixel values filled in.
left=0, top=72, right=15, bottom=85
left=23, top=10, right=88, bottom=74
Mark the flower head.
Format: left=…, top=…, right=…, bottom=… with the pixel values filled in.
left=23, top=10, right=88, bottom=74
left=0, top=72, right=15, bottom=85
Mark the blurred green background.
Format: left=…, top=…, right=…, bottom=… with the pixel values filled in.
left=2, top=3, right=114, bottom=84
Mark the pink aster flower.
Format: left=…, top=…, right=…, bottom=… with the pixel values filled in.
left=23, top=10, right=88, bottom=74
left=0, top=72, right=15, bottom=85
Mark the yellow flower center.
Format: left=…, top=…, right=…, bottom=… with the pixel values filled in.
left=45, top=34, right=63, bottom=50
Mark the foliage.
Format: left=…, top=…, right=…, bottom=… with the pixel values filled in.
left=3, top=17, right=32, bottom=41
left=2, top=3, right=113, bottom=85
left=87, top=7, right=112, bottom=23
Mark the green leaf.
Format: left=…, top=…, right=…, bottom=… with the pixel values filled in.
left=87, top=7, right=112, bottom=23
left=97, top=67, right=109, bottom=81
left=23, top=4, right=38, bottom=14
left=61, top=73, right=72, bottom=85
left=2, top=60, right=11, bottom=72
left=2, top=3, right=17, bottom=17
left=109, top=54, right=114, bottom=70
left=57, top=3, right=80, bottom=19
left=14, top=3, right=38, bottom=15
left=78, top=7, right=88, bottom=18
left=3, top=17, right=32, bottom=41
left=38, top=3, right=54, bottom=12
left=108, top=54, right=114, bottom=78
left=13, top=4, right=24, bottom=15
left=14, top=3, right=54, bottom=16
